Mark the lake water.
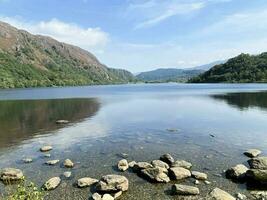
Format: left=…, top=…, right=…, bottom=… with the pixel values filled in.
left=1, top=83, right=267, bottom=199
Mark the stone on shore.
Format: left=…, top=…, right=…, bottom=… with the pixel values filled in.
left=244, top=149, right=261, bottom=158
left=133, top=162, right=153, bottom=172
left=225, top=164, right=248, bottom=180
left=63, top=171, right=72, bottom=178
left=209, top=188, right=235, bottom=200
left=172, top=184, right=200, bottom=195
left=171, top=160, right=192, bottom=169
left=248, top=157, right=267, bottom=169
left=64, top=159, right=74, bottom=168
left=246, top=169, right=267, bottom=183
left=102, top=194, right=114, bottom=200
left=56, top=120, right=69, bottom=124
left=92, top=193, right=102, bottom=200
left=151, top=160, right=169, bottom=170
left=191, top=171, right=208, bottom=180
left=43, top=177, right=61, bottom=190
left=128, top=161, right=137, bottom=168
left=40, top=145, right=53, bottom=152
left=77, top=177, right=98, bottom=188
left=45, top=160, right=60, bottom=165
left=169, top=167, right=191, bottom=180
left=96, top=174, right=128, bottom=192
left=160, top=153, right=174, bottom=165
left=0, top=168, right=24, bottom=181
left=22, top=158, right=33, bottom=163
left=140, top=167, right=170, bottom=183
left=118, top=159, right=129, bottom=171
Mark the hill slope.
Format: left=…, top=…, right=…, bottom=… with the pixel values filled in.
left=189, top=53, right=267, bottom=83
left=0, top=21, right=134, bottom=88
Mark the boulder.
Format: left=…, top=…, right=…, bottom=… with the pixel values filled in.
left=64, top=159, right=74, bottom=168
left=160, top=153, right=174, bottom=165
left=171, top=160, right=192, bottom=169
left=140, top=167, right=170, bottom=183
left=226, top=164, right=248, bottom=180
left=191, top=171, right=208, bottom=180
left=151, top=160, right=169, bottom=170
left=209, top=188, right=235, bottom=200
left=246, top=169, right=267, bottom=183
left=40, top=145, right=53, bottom=152
left=96, top=175, right=128, bottom=192
left=244, top=149, right=261, bottom=158
left=133, top=162, right=153, bottom=172
left=128, top=161, right=137, bottom=168
left=77, top=177, right=98, bottom=188
left=43, top=177, right=61, bottom=190
left=102, top=194, right=114, bottom=200
left=248, top=156, right=267, bottom=169
left=45, top=160, right=60, bottom=165
left=0, top=168, right=24, bottom=181
left=172, top=184, right=200, bottom=195
left=169, top=167, right=191, bottom=180
left=118, top=159, right=128, bottom=171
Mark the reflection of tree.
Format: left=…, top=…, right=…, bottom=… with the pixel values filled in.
left=211, top=92, right=267, bottom=111
left=0, top=98, right=100, bottom=148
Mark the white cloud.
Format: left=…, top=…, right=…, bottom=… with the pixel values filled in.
left=0, top=16, right=109, bottom=51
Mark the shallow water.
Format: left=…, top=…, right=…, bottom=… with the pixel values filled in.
left=1, top=83, right=267, bottom=199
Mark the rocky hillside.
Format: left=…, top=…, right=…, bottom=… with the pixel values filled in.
left=0, top=21, right=134, bottom=88
left=189, top=53, right=267, bottom=83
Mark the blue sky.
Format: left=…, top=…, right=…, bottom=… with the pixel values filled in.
left=1, top=0, right=267, bottom=72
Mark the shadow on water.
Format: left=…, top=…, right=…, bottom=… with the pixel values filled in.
left=0, top=98, right=101, bottom=149
left=211, top=91, right=267, bottom=111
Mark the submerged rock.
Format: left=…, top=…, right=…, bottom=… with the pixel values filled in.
left=169, top=167, right=191, bottom=180
left=40, top=145, right=53, bottom=152
left=160, top=154, right=174, bottom=165
left=172, top=184, right=199, bottom=195
left=133, top=162, right=153, bottom=172
left=140, top=167, right=170, bottom=183
left=0, top=168, right=24, bottom=182
left=43, top=177, right=61, bottom=190
left=64, top=159, right=74, bottom=168
left=171, top=160, right=192, bottom=169
left=45, top=160, right=60, bottom=165
left=22, top=158, right=33, bottom=163
left=118, top=159, right=129, bottom=171
left=191, top=171, right=208, bottom=180
left=248, top=157, right=267, bottom=169
left=244, top=149, right=261, bottom=158
left=77, top=177, right=98, bottom=188
left=63, top=171, right=72, bottom=178
left=96, top=174, right=128, bottom=192
left=226, top=164, right=248, bottom=180
left=209, top=188, right=235, bottom=200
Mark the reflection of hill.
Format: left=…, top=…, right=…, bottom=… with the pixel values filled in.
left=0, top=98, right=100, bottom=148
left=212, top=92, right=267, bottom=110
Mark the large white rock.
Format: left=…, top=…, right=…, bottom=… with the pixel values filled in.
left=244, top=149, right=261, bottom=158
left=169, top=167, right=191, bottom=180
left=172, top=184, right=200, bottom=195
left=0, top=168, right=24, bottom=181
left=43, top=177, right=61, bottom=190
left=209, top=188, right=235, bottom=200
left=118, top=159, right=129, bottom=171
left=40, top=145, right=53, bottom=152
left=77, top=177, right=98, bottom=188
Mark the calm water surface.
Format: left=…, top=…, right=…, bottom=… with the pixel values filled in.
left=1, top=83, right=267, bottom=199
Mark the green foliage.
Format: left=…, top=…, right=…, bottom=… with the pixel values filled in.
left=189, top=53, right=267, bottom=83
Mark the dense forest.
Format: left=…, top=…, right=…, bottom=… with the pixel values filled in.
left=189, top=53, right=267, bottom=83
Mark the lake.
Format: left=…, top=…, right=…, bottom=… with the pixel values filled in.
left=1, top=83, right=267, bottom=199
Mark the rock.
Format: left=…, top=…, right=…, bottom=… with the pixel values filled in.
left=63, top=171, right=72, bottom=178
left=102, top=194, right=114, bottom=200
left=22, top=158, right=33, bottom=163
left=118, top=159, right=128, bottom=171
left=236, top=193, right=247, bottom=200
left=43, top=177, right=61, bottom=190
left=169, top=167, right=191, bottom=180
left=204, top=180, right=211, bottom=185
left=172, top=184, right=200, bottom=195
left=244, top=149, right=261, bottom=158
left=128, top=161, right=137, bottom=168
left=64, top=159, right=74, bottom=168
left=160, top=153, right=174, bottom=165
left=113, top=191, right=122, bottom=199
left=96, top=174, right=128, bottom=192
left=45, top=160, right=60, bottom=165
left=246, top=169, right=267, bottom=183
left=250, top=191, right=267, bottom=199
left=140, top=167, right=170, bottom=183
left=133, top=162, right=153, bottom=172
left=191, top=171, right=208, bottom=180
left=248, top=157, right=267, bottom=169
left=44, top=154, right=51, bottom=158
left=225, top=164, right=248, bottom=180
left=92, top=193, right=102, bottom=200
left=40, top=145, right=53, bottom=152
left=151, top=160, right=169, bottom=170
left=0, top=168, right=24, bottom=181
left=194, top=180, right=200, bottom=185
left=56, top=120, right=69, bottom=124
left=209, top=188, right=235, bottom=200
left=171, top=160, right=192, bottom=169
left=77, top=177, right=98, bottom=188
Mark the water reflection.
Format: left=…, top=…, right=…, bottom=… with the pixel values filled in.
left=212, top=91, right=267, bottom=111
left=0, top=98, right=100, bottom=148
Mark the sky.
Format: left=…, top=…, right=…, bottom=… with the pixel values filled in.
left=0, top=0, right=267, bottom=73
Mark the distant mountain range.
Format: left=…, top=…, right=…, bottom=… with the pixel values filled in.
left=0, top=21, right=135, bottom=88
left=189, top=53, right=267, bottom=83
left=136, top=60, right=225, bottom=83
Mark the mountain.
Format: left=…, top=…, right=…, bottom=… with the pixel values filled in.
left=188, top=60, right=226, bottom=71
left=0, top=21, right=135, bottom=88
left=189, top=53, right=267, bottom=83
